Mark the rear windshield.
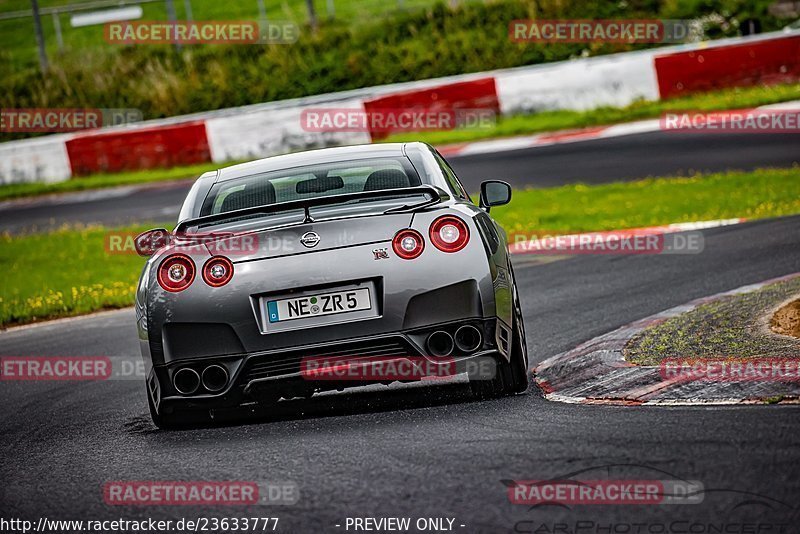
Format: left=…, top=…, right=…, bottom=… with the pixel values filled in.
left=200, top=157, right=421, bottom=216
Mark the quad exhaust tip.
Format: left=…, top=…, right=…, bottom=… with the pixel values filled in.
left=427, top=331, right=454, bottom=357
left=202, top=364, right=229, bottom=393
left=173, top=368, right=200, bottom=395
left=455, top=325, right=483, bottom=354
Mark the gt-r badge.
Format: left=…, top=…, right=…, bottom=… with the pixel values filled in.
left=373, top=248, right=389, bottom=260
left=300, top=232, right=321, bottom=248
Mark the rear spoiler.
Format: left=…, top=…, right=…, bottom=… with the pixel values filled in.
left=175, top=185, right=450, bottom=233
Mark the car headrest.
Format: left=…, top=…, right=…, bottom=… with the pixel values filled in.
left=220, top=181, right=277, bottom=213
left=363, top=168, right=411, bottom=192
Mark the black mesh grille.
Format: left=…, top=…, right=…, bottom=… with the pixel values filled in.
left=240, top=338, right=417, bottom=383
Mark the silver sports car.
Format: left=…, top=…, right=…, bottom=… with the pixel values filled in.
left=134, top=142, right=528, bottom=428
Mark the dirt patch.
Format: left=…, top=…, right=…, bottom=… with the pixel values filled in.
left=771, top=299, right=800, bottom=338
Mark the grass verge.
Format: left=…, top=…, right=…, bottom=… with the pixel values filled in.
left=624, top=277, right=800, bottom=366
left=0, top=224, right=153, bottom=327
left=489, top=167, right=800, bottom=236
left=2, top=166, right=800, bottom=327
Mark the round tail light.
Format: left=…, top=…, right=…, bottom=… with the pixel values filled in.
left=157, top=254, right=196, bottom=292
left=392, top=229, right=425, bottom=260
left=202, top=256, right=234, bottom=287
left=430, top=216, right=469, bottom=253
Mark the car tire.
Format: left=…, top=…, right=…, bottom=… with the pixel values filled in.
left=469, top=274, right=529, bottom=399
left=469, top=360, right=506, bottom=399
left=505, top=285, right=530, bottom=394
left=499, top=270, right=530, bottom=395
left=147, top=386, right=211, bottom=430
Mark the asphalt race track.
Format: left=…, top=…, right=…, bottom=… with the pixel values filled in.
left=452, top=131, right=800, bottom=188
left=2, top=214, right=799, bottom=531
left=1, top=131, right=798, bottom=234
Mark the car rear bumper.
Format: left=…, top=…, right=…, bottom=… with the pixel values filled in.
left=148, top=317, right=509, bottom=415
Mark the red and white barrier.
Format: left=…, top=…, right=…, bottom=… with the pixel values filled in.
left=0, top=135, right=73, bottom=185
left=205, top=99, right=370, bottom=163
left=655, top=34, right=800, bottom=99
left=363, top=78, right=500, bottom=140
left=65, top=121, right=211, bottom=175
left=0, top=30, right=796, bottom=185
left=496, top=49, right=660, bottom=114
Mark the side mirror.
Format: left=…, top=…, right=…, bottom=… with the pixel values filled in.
left=479, top=180, right=512, bottom=212
left=134, top=228, right=171, bottom=257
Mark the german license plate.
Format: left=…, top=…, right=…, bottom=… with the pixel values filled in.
left=266, top=287, right=371, bottom=323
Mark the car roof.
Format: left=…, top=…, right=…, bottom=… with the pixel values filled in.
left=216, top=142, right=423, bottom=182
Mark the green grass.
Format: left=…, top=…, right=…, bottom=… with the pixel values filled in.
left=489, top=167, right=800, bottom=236
left=0, top=224, right=154, bottom=327
left=386, top=82, right=800, bottom=145
left=2, top=82, right=798, bottom=202
left=3, top=166, right=799, bottom=327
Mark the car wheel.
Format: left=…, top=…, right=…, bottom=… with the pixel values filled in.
left=469, top=358, right=506, bottom=400
left=505, top=283, right=530, bottom=393
left=469, top=275, right=529, bottom=399
left=498, top=267, right=530, bottom=394
left=146, top=386, right=211, bottom=430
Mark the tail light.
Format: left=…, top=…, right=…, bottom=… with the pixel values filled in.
left=157, top=254, right=196, bottom=292
left=430, top=216, right=469, bottom=253
left=393, top=229, right=425, bottom=260
left=202, top=256, right=234, bottom=287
